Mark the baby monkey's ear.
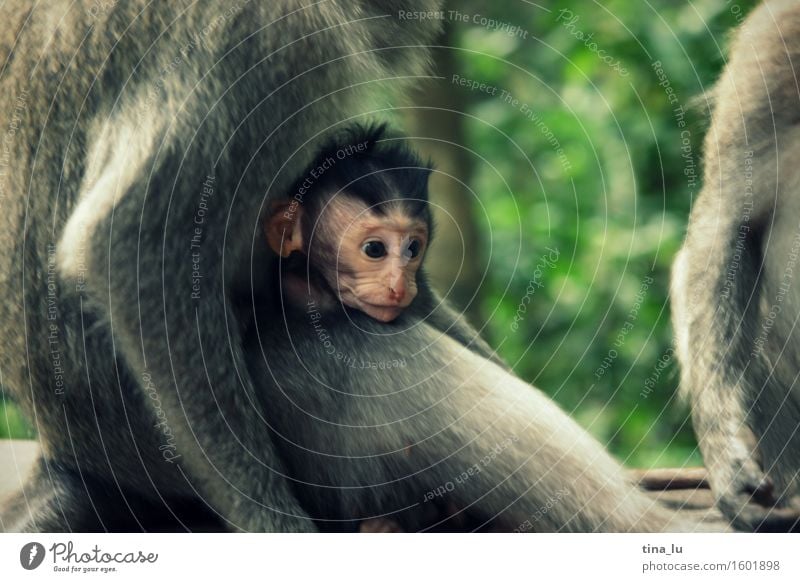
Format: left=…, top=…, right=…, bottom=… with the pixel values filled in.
left=264, top=200, right=304, bottom=257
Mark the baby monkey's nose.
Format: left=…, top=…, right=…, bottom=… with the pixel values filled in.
left=389, top=285, right=406, bottom=302
left=389, top=275, right=407, bottom=302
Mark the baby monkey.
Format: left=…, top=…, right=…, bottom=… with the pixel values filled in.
left=264, top=124, right=432, bottom=322
left=259, top=124, right=499, bottom=532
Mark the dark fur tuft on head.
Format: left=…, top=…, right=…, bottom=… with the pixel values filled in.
left=292, top=122, right=433, bottom=222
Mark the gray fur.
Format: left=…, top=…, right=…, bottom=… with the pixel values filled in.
left=672, top=0, right=800, bottom=531
left=246, top=293, right=696, bottom=532
left=0, top=1, right=700, bottom=533
left=0, top=0, right=443, bottom=532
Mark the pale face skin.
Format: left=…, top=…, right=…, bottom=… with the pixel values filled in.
left=265, top=194, right=428, bottom=322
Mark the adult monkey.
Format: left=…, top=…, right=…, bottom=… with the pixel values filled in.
left=0, top=1, right=694, bottom=533
left=672, top=0, right=800, bottom=532
left=0, top=0, right=449, bottom=532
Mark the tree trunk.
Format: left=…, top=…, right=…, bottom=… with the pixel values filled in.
left=405, top=41, right=484, bottom=324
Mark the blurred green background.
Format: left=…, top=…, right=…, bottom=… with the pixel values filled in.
left=399, top=0, right=760, bottom=468
left=1, top=1, right=759, bottom=468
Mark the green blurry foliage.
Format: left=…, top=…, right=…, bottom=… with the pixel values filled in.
left=0, top=392, right=34, bottom=440
left=445, top=0, right=758, bottom=466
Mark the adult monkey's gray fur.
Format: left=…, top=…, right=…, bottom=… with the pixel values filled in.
left=672, top=0, right=800, bottom=532
left=0, top=1, right=691, bottom=532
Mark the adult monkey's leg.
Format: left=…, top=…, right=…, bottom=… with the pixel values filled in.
left=0, top=1, right=445, bottom=532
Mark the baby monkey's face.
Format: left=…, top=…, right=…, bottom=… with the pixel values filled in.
left=319, top=196, right=428, bottom=322
left=265, top=194, right=429, bottom=322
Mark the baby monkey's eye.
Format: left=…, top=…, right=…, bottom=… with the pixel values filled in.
left=407, top=239, right=422, bottom=258
left=362, top=240, right=387, bottom=259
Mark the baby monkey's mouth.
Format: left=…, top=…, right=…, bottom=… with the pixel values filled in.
left=354, top=301, right=405, bottom=322
left=337, top=282, right=416, bottom=323
left=346, top=298, right=405, bottom=323
left=343, top=293, right=409, bottom=322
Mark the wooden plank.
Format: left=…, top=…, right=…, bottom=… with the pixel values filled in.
left=632, top=467, right=710, bottom=491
